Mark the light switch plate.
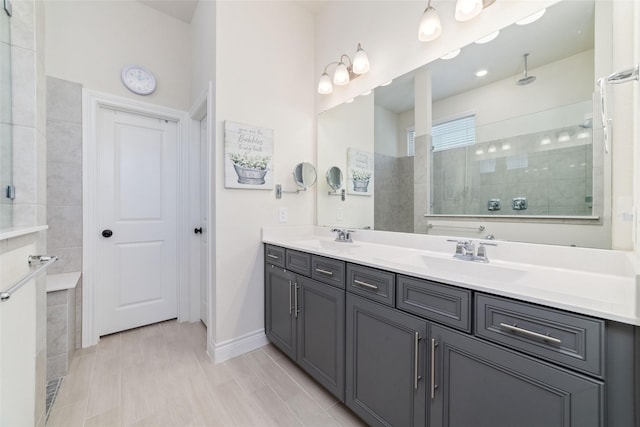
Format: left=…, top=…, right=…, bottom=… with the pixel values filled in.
left=336, top=207, right=344, bottom=221
left=278, top=207, right=288, bottom=223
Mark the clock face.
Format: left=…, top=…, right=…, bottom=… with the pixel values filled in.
left=121, top=65, right=156, bottom=95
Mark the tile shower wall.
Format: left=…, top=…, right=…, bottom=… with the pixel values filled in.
left=374, top=153, right=414, bottom=232
left=432, top=142, right=594, bottom=216
left=46, top=76, right=82, bottom=348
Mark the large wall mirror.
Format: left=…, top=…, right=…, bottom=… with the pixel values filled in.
left=317, top=0, right=613, bottom=247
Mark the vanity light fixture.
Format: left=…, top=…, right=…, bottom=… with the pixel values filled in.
left=317, top=43, right=370, bottom=95
left=540, top=137, right=552, bottom=145
left=475, top=30, right=500, bottom=44
left=441, top=49, right=461, bottom=60
left=455, top=0, right=483, bottom=22
left=475, top=149, right=484, bottom=155
left=516, top=8, right=546, bottom=26
left=475, top=69, right=488, bottom=77
left=577, top=130, right=590, bottom=139
left=501, top=143, right=511, bottom=150
left=418, top=0, right=442, bottom=42
left=557, top=131, right=571, bottom=142
left=487, top=144, right=497, bottom=153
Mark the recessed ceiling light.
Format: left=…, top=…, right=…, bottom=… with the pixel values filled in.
left=475, top=31, right=500, bottom=44
left=361, top=90, right=372, bottom=96
left=475, top=149, right=484, bottom=155
left=345, top=98, right=354, bottom=104
left=516, top=8, right=546, bottom=26
left=488, top=144, right=497, bottom=153
left=577, top=131, right=590, bottom=139
left=475, top=69, right=488, bottom=77
left=380, top=80, right=393, bottom=87
left=501, top=143, right=511, bottom=150
left=441, top=49, right=461, bottom=60
left=540, top=137, right=551, bottom=145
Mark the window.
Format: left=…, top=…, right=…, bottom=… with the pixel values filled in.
left=431, top=114, right=476, bottom=152
left=406, top=126, right=415, bottom=157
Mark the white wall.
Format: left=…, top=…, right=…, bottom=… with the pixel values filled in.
left=45, top=1, right=191, bottom=111
left=318, top=95, right=375, bottom=228
left=190, top=1, right=316, bottom=350
left=374, top=104, right=399, bottom=157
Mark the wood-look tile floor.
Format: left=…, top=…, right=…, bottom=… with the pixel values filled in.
left=47, top=320, right=365, bottom=427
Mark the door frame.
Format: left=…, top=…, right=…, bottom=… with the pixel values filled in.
left=188, top=82, right=213, bottom=331
left=81, top=89, right=190, bottom=347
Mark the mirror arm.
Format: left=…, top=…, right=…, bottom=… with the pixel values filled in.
left=328, top=188, right=346, bottom=201
left=275, top=184, right=307, bottom=199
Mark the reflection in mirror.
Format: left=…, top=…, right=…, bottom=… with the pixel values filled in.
left=293, top=162, right=317, bottom=188
left=318, top=0, right=611, bottom=247
left=0, top=9, right=12, bottom=230
left=326, top=166, right=343, bottom=191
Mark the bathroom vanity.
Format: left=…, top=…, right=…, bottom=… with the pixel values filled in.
left=263, top=227, right=639, bottom=427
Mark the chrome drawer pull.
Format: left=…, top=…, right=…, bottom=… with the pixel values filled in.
left=289, top=280, right=293, bottom=315
left=267, top=254, right=280, bottom=260
left=499, top=323, right=562, bottom=345
left=315, top=268, right=334, bottom=276
left=354, top=279, right=378, bottom=291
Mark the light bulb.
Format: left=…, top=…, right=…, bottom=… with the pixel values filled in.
left=317, top=73, right=333, bottom=94
left=352, top=44, right=370, bottom=74
left=333, top=62, right=350, bottom=85
left=418, top=6, right=442, bottom=42
left=475, top=69, right=488, bottom=77
left=455, top=0, right=483, bottom=22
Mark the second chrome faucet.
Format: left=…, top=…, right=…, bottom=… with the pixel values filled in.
left=447, top=239, right=497, bottom=262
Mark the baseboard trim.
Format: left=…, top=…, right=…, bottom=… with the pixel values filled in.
left=208, top=329, right=268, bottom=364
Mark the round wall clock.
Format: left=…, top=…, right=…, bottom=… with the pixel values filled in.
left=121, top=65, right=157, bottom=95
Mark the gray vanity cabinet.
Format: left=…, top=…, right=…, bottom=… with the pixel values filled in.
left=346, top=293, right=427, bottom=427
left=429, top=323, right=603, bottom=427
left=296, top=275, right=345, bottom=400
left=265, top=264, right=297, bottom=360
left=264, top=246, right=345, bottom=401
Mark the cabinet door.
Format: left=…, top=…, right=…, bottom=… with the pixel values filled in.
left=296, top=276, right=345, bottom=401
left=346, top=293, right=427, bottom=427
left=430, top=324, right=603, bottom=427
left=265, top=265, right=297, bottom=360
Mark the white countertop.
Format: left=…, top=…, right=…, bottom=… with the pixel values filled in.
left=46, top=271, right=81, bottom=293
left=263, top=226, right=640, bottom=326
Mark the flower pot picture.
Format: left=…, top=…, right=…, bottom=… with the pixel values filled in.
left=224, top=121, right=274, bottom=189
left=229, top=153, right=271, bottom=185
left=352, top=178, right=370, bottom=192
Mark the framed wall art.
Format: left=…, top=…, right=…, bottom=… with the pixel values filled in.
left=224, top=121, right=274, bottom=189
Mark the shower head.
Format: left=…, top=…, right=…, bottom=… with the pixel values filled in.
left=516, top=53, right=536, bottom=86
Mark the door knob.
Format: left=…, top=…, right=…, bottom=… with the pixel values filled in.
left=102, top=229, right=113, bottom=238
left=194, top=227, right=203, bottom=234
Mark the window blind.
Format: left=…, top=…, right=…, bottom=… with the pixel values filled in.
left=407, top=127, right=415, bottom=157
left=432, top=115, right=476, bottom=152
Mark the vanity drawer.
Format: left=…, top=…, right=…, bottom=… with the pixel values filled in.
left=475, top=294, right=604, bottom=378
left=285, top=249, right=311, bottom=276
left=311, top=256, right=345, bottom=289
left=397, top=275, right=471, bottom=332
left=346, top=264, right=395, bottom=306
left=265, top=245, right=285, bottom=268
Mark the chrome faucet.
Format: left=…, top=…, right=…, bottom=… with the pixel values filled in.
left=331, top=228, right=354, bottom=243
left=447, top=239, right=497, bottom=262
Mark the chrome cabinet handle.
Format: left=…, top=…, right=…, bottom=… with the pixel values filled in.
left=294, top=283, right=300, bottom=318
left=414, top=332, right=421, bottom=389
left=354, top=279, right=378, bottom=290
left=289, top=280, right=293, bottom=315
left=430, top=338, right=438, bottom=399
left=267, top=254, right=279, bottom=260
left=315, top=268, right=334, bottom=276
left=499, top=323, right=562, bottom=345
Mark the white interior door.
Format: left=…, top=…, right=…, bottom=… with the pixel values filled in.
left=199, top=117, right=209, bottom=326
left=96, top=107, right=178, bottom=336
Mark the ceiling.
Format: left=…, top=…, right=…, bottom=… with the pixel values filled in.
left=375, top=0, right=595, bottom=114
left=138, top=0, right=327, bottom=23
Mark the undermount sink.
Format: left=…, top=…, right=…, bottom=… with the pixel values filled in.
left=389, top=253, right=527, bottom=283
left=292, top=239, right=360, bottom=252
